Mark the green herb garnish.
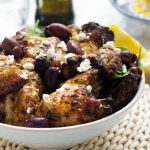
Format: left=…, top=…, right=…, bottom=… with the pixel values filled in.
left=26, top=20, right=44, bottom=37
left=117, top=47, right=130, bottom=51
left=112, top=64, right=129, bottom=79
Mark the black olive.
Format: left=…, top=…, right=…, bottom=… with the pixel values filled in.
left=82, top=22, right=99, bottom=33
left=121, top=51, right=138, bottom=67
left=35, top=57, right=53, bottom=73
left=129, top=67, right=142, bottom=80
left=67, top=40, right=84, bottom=55
left=90, top=26, right=114, bottom=47
left=44, top=67, right=60, bottom=91
left=2, top=37, right=24, bottom=59
left=25, top=117, right=49, bottom=128
left=44, top=23, right=71, bottom=41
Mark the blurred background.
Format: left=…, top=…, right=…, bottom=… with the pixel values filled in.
left=0, top=0, right=150, bottom=48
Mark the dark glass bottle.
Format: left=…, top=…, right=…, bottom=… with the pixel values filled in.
left=36, top=0, right=74, bottom=26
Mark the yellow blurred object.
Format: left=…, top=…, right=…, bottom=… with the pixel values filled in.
left=132, top=0, right=150, bottom=16
left=141, top=51, right=150, bottom=83
left=109, top=24, right=146, bottom=55
left=109, top=24, right=150, bottom=84
left=144, top=0, right=150, bottom=2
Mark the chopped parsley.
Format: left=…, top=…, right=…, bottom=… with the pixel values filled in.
left=117, top=47, right=129, bottom=51
left=112, top=64, right=129, bottom=79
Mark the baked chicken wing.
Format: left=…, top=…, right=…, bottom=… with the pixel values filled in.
left=35, top=69, right=111, bottom=127
left=4, top=71, right=43, bottom=126
left=0, top=65, right=26, bottom=96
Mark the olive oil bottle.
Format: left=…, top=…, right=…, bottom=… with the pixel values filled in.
left=36, top=0, right=74, bottom=26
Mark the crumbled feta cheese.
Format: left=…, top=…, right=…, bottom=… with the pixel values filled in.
left=122, top=64, right=127, bottom=73
left=86, top=85, right=92, bottom=93
left=26, top=107, right=34, bottom=114
left=23, top=63, right=34, bottom=70
left=42, top=94, right=50, bottom=101
left=20, top=72, right=28, bottom=79
left=0, top=61, right=5, bottom=67
left=57, top=41, right=68, bottom=51
left=64, top=53, right=76, bottom=59
left=77, top=59, right=92, bottom=72
left=8, top=55, right=14, bottom=64
left=47, top=47, right=55, bottom=59
left=103, top=41, right=121, bottom=53
left=60, top=61, right=64, bottom=65
left=103, top=41, right=115, bottom=50
left=42, top=40, right=50, bottom=46
left=78, top=32, right=88, bottom=41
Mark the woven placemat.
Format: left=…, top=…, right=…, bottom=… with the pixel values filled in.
left=0, top=84, right=150, bottom=150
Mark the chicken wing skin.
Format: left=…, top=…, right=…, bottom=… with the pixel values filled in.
left=5, top=71, right=43, bottom=126
left=35, top=69, right=110, bottom=127
left=90, top=48, right=122, bottom=77
left=36, top=85, right=112, bottom=127
left=0, top=65, right=26, bottom=96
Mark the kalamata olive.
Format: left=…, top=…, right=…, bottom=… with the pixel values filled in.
left=35, top=57, right=53, bottom=73
left=129, top=67, right=142, bottom=80
left=121, top=51, right=137, bottom=67
left=0, top=42, right=3, bottom=51
left=130, top=54, right=138, bottom=67
left=67, top=40, right=84, bottom=55
left=90, top=26, right=114, bottom=47
left=44, top=23, right=71, bottom=41
left=2, top=37, right=24, bottom=59
left=82, top=22, right=99, bottom=33
left=25, top=117, right=49, bottom=128
left=44, top=67, right=60, bottom=91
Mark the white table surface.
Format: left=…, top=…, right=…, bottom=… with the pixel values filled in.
left=0, top=0, right=149, bottom=48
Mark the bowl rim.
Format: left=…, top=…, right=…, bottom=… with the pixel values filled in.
left=0, top=74, right=145, bottom=132
left=110, top=0, right=150, bottom=23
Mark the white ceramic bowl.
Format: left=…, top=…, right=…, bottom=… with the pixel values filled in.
left=0, top=75, right=145, bottom=150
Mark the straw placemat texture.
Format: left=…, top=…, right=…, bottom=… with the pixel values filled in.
left=0, top=84, right=150, bottom=150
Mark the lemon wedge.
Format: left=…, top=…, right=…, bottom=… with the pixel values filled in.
left=109, top=24, right=150, bottom=83
left=109, top=24, right=146, bottom=55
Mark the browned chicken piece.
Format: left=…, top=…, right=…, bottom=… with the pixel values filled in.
left=110, top=73, right=139, bottom=112
left=35, top=69, right=109, bottom=127
left=60, top=55, right=83, bottom=79
left=65, top=69, right=102, bottom=98
left=0, top=53, right=15, bottom=72
left=90, top=48, right=122, bottom=77
left=68, top=25, right=99, bottom=55
left=24, top=35, right=61, bottom=59
left=68, top=22, right=114, bottom=55
left=16, top=31, right=83, bottom=79
left=6, top=71, right=44, bottom=126
left=0, top=65, right=26, bottom=96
